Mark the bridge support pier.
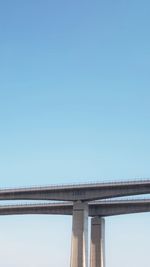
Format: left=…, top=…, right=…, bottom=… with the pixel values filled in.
left=70, top=201, right=88, bottom=267
left=90, top=217, right=105, bottom=267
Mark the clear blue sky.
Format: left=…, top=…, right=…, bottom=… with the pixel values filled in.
left=0, top=0, right=150, bottom=266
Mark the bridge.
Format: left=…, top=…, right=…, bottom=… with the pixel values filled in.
left=0, top=180, right=150, bottom=201
left=1, top=180, right=150, bottom=267
left=0, top=199, right=150, bottom=217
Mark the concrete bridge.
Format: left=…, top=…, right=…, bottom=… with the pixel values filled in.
left=0, top=180, right=150, bottom=201
left=0, top=199, right=150, bottom=267
left=1, top=180, right=150, bottom=267
left=0, top=199, right=150, bottom=217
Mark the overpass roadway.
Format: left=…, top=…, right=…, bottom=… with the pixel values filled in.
left=0, top=199, right=149, bottom=217
left=0, top=180, right=150, bottom=201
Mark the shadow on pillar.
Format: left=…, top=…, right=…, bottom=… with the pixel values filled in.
left=90, top=217, right=105, bottom=267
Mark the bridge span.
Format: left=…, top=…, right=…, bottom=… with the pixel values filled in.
left=0, top=199, right=150, bottom=217
left=0, top=180, right=150, bottom=201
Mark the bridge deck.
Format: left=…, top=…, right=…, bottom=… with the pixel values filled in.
left=0, top=199, right=149, bottom=217
left=0, top=180, right=150, bottom=201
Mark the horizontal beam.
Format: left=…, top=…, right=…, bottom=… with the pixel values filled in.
left=0, top=199, right=150, bottom=217
left=90, top=199, right=150, bottom=216
left=0, top=180, right=150, bottom=201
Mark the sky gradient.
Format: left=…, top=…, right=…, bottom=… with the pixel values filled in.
left=0, top=0, right=150, bottom=266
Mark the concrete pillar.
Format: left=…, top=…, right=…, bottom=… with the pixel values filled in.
left=90, top=217, right=105, bottom=267
left=70, top=201, right=88, bottom=267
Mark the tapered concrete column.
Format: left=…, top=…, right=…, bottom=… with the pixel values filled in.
left=90, top=217, right=105, bottom=267
left=70, top=201, right=88, bottom=267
